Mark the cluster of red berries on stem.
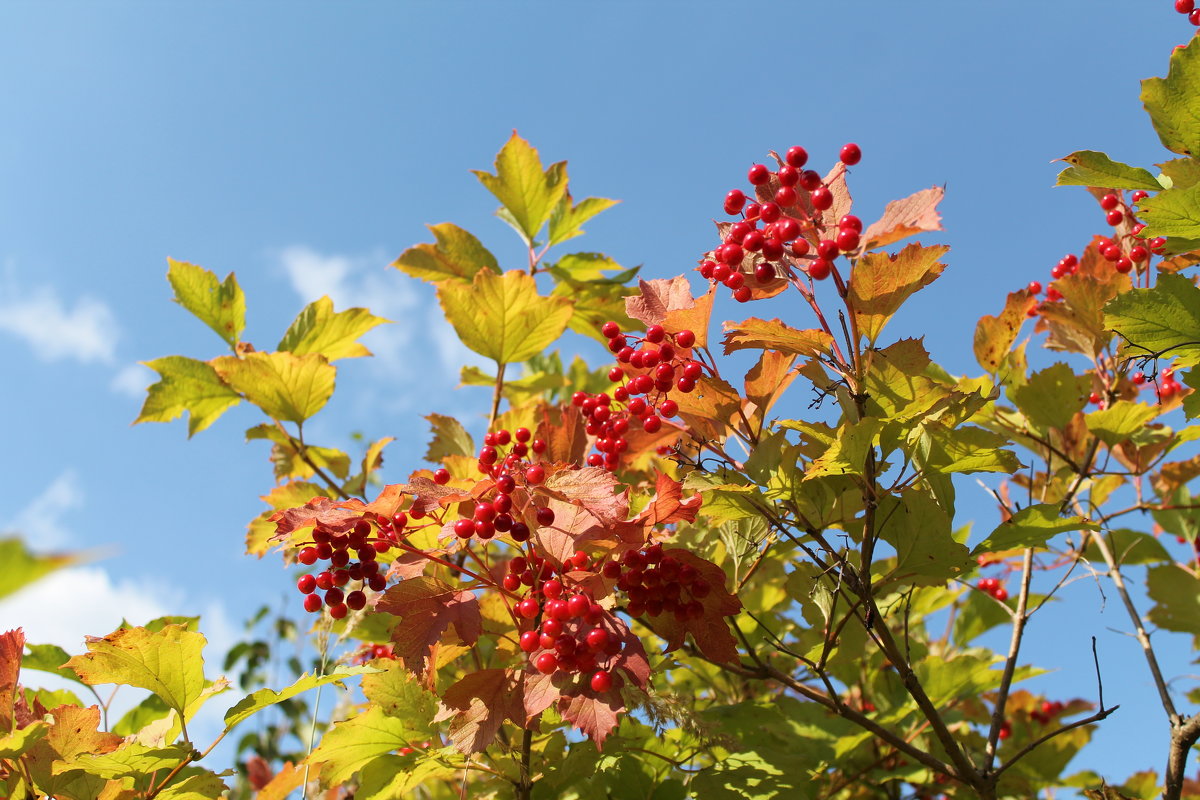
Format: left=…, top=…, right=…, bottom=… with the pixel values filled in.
left=352, top=643, right=397, bottom=664
left=702, top=143, right=863, bottom=301
left=506, top=551, right=623, bottom=692
left=601, top=542, right=709, bottom=621
left=977, top=576, right=1008, bottom=603
left=1030, top=699, right=1065, bottom=725
left=1174, top=0, right=1200, bottom=25
left=574, top=322, right=700, bottom=470
left=295, top=515, right=407, bottom=618
left=463, top=427, right=553, bottom=541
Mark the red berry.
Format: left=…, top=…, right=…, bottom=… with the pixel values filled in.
left=808, top=259, right=832, bottom=280
left=433, top=468, right=450, bottom=485
left=785, top=146, right=809, bottom=168
left=1100, top=193, right=1120, bottom=210
left=346, top=590, right=366, bottom=610
left=817, top=239, right=840, bottom=260
left=675, top=330, right=696, bottom=349
left=518, top=598, right=540, bottom=618
left=759, top=202, right=781, bottom=223
left=659, top=399, right=678, bottom=418
left=724, top=189, right=746, bottom=215
left=748, top=164, right=770, bottom=185
left=799, top=170, right=822, bottom=190
left=297, top=574, right=316, bottom=594
left=535, top=652, right=558, bottom=674
left=1116, top=257, right=1133, bottom=274
left=536, top=507, right=556, bottom=527
left=303, top=594, right=322, bottom=613
left=503, top=574, right=521, bottom=592
left=324, top=588, right=344, bottom=607
left=839, top=214, right=862, bottom=232
left=519, top=631, right=539, bottom=652
left=775, top=186, right=798, bottom=206
left=755, top=264, right=775, bottom=283
left=601, top=321, right=621, bottom=339
left=590, top=670, right=614, bottom=692
left=585, top=628, right=609, bottom=650
left=1179, top=0, right=1195, bottom=12
left=1106, top=209, right=1124, bottom=226
left=733, top=286, right=752, bottom=303
left=993, top=587, right=1009, bottom=602
left=567, top=594, right=590, bottom=617
left=1027, top=281, right=1042, bottom=295
left=839, top=143, right=862, bottom=165
left=526, top=465, right=546, bottom=484
left=643, top=415, right=662, bottom=433
left=811, top=187, right=833, bottom=211
left=298, top=547, right=318, bottom=566
left=835, top=229, right=860, bottom=252
left=1191, top=8, right=1200, bottom=23
left=777, top=165, right=799, bottom=186
left=775, top=218, right=800, bottom=241
left=1129, top=246, right=1149, bottom=262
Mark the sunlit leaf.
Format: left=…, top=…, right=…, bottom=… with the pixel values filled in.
left=166, top=258, right=245, bottom=348
left=391, top=222, right=501, bottom=283
left=212, top=351, right=335, bottom=423
left=223, top=665, right=375, bottom=730
left=1142, top=37, right=1200, bottom=157
left=277, top=296, right=389, bottom=361
left=135, top=356, right=241, bottom=437
left=1056, top=151, right=1161, bottom=191
left=1104, top=273, right=1200, bottom=367
left=437, top=269, right=573, bottom=365
left=472, top=133, right=568, bottom=243
left=848, top=243, right=949, bottom=343
left=972, top=505, right=1098, bottom=555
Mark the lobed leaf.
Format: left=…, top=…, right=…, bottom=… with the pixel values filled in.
left=548, top=193, right=619, bottom=247
left=972, top=505, right=1098, bottom=555
left=1009, top=363, right=1090, bottom=432
left=424, top=413, right=475, bottom=463
left=377, top=576, right=482, bottom=674
left=391, top=222, right=501, bottom=283
left=433, top=668, right=526, bottom=753
left=848, top=243, right=949, bottom=344
left=223, top=665, right=375, bottom=730
left=722, top=317, right=834, bottom=358
left=1138, top=183, right=1200, bottom=240
left=1086, top=401, right=1161, bottom=447
left=166, top=259, right=245, bottom=348
left=975, top=289, right=1035, bottom=372
left=1141, top=37, right=1200, bottom=157
left=308, top=706, right=427, bottom=785
left=135, top=356, right=241, bottom=437
left=472, top=132, right=568, bottom=244
left=437, top=269, right=573, bottom=365
left=861, top=186, right=945, bottom=251
left=211, top=351, right=335, bottom=423
left=277, top=296, right=389, bottom=361
left=1104, top=272, right=1200, bottom=367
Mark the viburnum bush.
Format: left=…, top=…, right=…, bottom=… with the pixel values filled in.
left=11, top=9, right=1200, bottom=800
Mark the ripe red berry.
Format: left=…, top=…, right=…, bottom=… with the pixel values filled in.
left=724, top=189, right=746, bottom=215
left=808, top=259, right=832, bottom=280
left=517, top=598, right=540, bottom=618
left=839, top=214, right=862, bottom=232
left=585, top=628, right=609, bottom=650
left=303, top=593, right=322, bottom=613
left=1100, top=193, right=1120, bottom=210
left=733, top=286, right=752, bottom=303
left=298, top=547, right=318, bottom=566
left=526, top=465, right=546, bottom=484
left=346, top=590, right=366, bottom=610
left=535, top=652, right=558, bottom=674
left=1178, top=0, right=1195, bottom=12
left=811, top=187, right=833, bottom=211
left=777, top=165, right=799, bottom=186
left=1116, top=257, right=1133, bottom=274
left=601, top=321, right=621, bottom=339
left=519, top=631, right=539, bottom=652
left=992, top=587, right=1009, bottom=602
left=590, top=670, right=614, bottom=692
left=433, top=468, right=450, bottom=485
left=1106, top=209, right=1124, bottom=226
left=839, top=143, right=862, bottom=165
left=799, top=170, right=822, bottom=191
left=747, top=164, right=770, bottom=185
left=759, top=202, right=781, bottom=223
left=785, top=146, right=809, bottom=168
left=536, top=507, right=556, bottom=527
left=567, top=594, right=590, bottom=617
left=775, top=186, right=798, bottom=206
left=1027, top=281, right=1042, bottom=295
left=297, top=574, right=316, bottom=594
left=675, top=330, right=696, bottom=349
left=1191, top=8, right=1200, bottom=24
left=817, top=239, right=839, bottom=260
left=836, top=229, right=860, bottom=252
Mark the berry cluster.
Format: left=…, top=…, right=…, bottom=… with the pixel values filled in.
left=701, top=143, right=863, bottom=302
left=352, top=643, right=397, bottom=664
left=295, top=515, right=406, bottom=618
left=1030, top=699, right=1065, bottom=725
left=1174, top=0, right=1200, bottom=25
left=574, top=323, right=700, bottom=470
left=976, top=576, right=1009, bottom=603
left=506, top=552, right=624, bottom=691
left=462, top=427, right=553, bottom=540
left=601, top=543, right=710, bottom=621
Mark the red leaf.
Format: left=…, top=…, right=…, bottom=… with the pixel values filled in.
left=558, top=691, right=623, bottom=748
left=535, top=498, right=603, bottom=566
left=270, top=496, right=362, bottom=539
left=433, top=668, right=525, bottom=753
left=395, top=477, right=475, bottom=515
left=536, top=405, right=589, bottom=465
left=541, top=467, right=628, bottom=526
left=649, top=550, right=742, bottom=664
left=377, top=577, right=481, bottom=674
left=521, top=669, right=564, bottom=720
left=625, top=277, right=697, bottom=328
left=634, top=473, right=703, bottom=527
left=0, top=628, right=24, bottom=731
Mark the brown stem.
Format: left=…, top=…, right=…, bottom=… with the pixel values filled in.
left=515, top=727, right=534, bottom=800
left=984, top=548, right=1034, bottom=770
left=489, top=361, right=507, bottom=429
left=280, top=422, right=353, bottom=501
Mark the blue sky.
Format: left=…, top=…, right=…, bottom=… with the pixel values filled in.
left=0, top=0, right=1194, bottom=788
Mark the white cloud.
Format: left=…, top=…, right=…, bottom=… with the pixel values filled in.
left=7, top=471, right=84, bottom=550
left=0, top=285, right=118, bottom=364
left=109, top=362, right=155, bottom=398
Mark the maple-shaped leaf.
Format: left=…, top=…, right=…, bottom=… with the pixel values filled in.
left=166, top=258, right=245, bottom=349
left=625, top=277, right=697, bottom=329
left=433, top=668, right=526, bottom=753
left=270, top=496, right=362, bottom=540
left=848, top=243, right=949, bottom=344
left=392, top=222, right=502, bottom=284
left=377, top=577, right=481, bottom=673
left=276, top=296, right=389, bottom=361
left=722, top=317, right=834, bottom=359
left=308, top=706, right=428, bottom=785
left=558, top=691, right=624, bottom=749
left=647, top=549, right=742, bottom=664
left=395, top=476, right=476, bottom=517
left=0, top=628, right=23, bottom=732
left=135, top=355, right=242, bottom=437
left=472, top=133, right=568, bottom=245
left=974, top=288, right=1035, bottom=373
left=24, top=705, right=123, bottom=795
left=1037, top=235, right=1130, bottom=357
left=65, top=625, right=207, bottom=723
left=634, top=472, right=703, bottom=527
left=211, top=351, right=335, bottom=424
left=861, top=187, right=945, bottom=251
left=672, top=374, right=744, bottom=443
left=246, top=481, right=330, bottom=557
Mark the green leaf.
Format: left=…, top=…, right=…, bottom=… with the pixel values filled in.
left=1104, top=272, right=1200, bottom=366
left=68, top=742, right=193, bottom=779
left=211, top=351, right=335, bottom=423
left=64, top=624, right=207, bottom=723
left=1009, top=363, right=1090, bottom=431
left=135, top=356, right=241, bottom=437
left=953, top=588, right=1011, bottom=645
left=360, top=660, right=439, bottom=725
left=22, top=643, right=83, bottom=685
left=1085, top=401, right=1161, bottom=446
left=1161, top=158, right=1200, bottom=190
left=876, top=490, right=971, bottom=585
left=973, top=505, right=1098, bottom=555
left=911, top=423, right=1020, bottom=475
left=805, top=418, right=882, bottom=479
left=0, top=539, right=77, bottom=601
left=436, top=269, right=573, bottom=365
left=277, top=296, right=389, bottom=361
left=391, top=223, right=501, bottom=284
left=308, top=706, right=429, bottom=785
left=1055, top=151, right=1161, bottom=191
left=111, top=693, right=172, bottom=737
left=1142, top=37, right=1200, bottom=156
left=1083, top=528, right=1172, bottom=566
left=1147, top=564, right=1200, bottom=634
left=1185, top=368, right=1200, bottom=419
left=548, top=253, right=641, bottom=344
left=0, top=722, right=47, bottom=759
left=847, top=243, right=949, bottom=343
left=472, top=133, right=568, bottom=244
left=424, top=413, right=475, bottom=463
left=1137, top=183, right=1200, bottom=240
left=548, top=194, right=619, bottom=247
left=223, top=666, right=374, bottom=730
left=166, top=258, right=245, bottom=348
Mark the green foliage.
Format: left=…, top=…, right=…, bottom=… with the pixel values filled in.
left=1104, top=272, right=1200, bottom=366
left=1056, top=150, right=1163, bottom=191
left=0, top=538, right=77, bottom=600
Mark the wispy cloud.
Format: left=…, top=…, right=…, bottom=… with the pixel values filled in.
left=109, top=362, right=155, bottom=399
left=0, top=285, right=118, bottom=364
left=7, top=471, right=84, bottom=550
